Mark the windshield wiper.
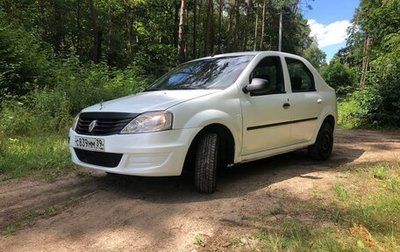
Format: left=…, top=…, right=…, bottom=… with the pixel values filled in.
left=144, top=87, right=165, bottom=92
left=145, top=86, right=206, bottom=91
left=167, top=86, right=205, bottom=90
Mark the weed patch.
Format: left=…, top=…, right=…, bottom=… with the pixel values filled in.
left=253, top=161, right=400, bottom=251
left=0, top=134, right=75, bottom=180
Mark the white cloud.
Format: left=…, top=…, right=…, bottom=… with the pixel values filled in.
left=307, top=19, right=351, bottom=48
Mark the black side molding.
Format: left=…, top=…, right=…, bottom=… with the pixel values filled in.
left=247, top=117, right=318, bottom=131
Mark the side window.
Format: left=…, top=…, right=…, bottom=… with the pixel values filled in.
left=285, top=58, right=316, bottom=92
left=250, top=56, right=285, bottom=94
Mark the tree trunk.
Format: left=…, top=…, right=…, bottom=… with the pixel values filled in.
left=178, top=0, right=187, bottom=60
left=204, top=0, right=214, bottom=56
left=253, top=4, right=259, bottom=51
left=228, top=0, right=234, bottom=36
left=192, top=0, right=197, bottom=58
left=88, top=0, right=101, bottom=63
left=217, top=0, right=223, bottom=53
left=360, top=35, right=371, bottom=87
left=233, top=0, right=240, bottom=51
left=75, top=1, right=82, bottom=56
left=243, top=0, right=253, bottom=50
left=52, top=0, right=64, bottom=54
left=260, top=0, right=266, bottom=50
left=174, top=0, right=180, bottom=49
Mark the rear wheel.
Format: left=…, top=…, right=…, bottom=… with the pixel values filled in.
left=194, top=133, right=219, bottom=193
left=308, top=122, right=333, bottom=160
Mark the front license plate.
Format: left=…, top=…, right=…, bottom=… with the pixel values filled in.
left=74, top=136, right=105, bottom=152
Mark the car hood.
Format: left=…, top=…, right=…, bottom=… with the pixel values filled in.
left=82, top=89, right=219, bottom=113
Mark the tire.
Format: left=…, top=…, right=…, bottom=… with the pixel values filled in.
left=308, top=122, right=334, bottom=160
left=194, top=133, right=219, bottom=193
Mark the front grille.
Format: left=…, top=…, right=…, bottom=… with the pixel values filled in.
left=74, top=148, right=123, bottom=168
left=76, top=112, right=139, bottom=136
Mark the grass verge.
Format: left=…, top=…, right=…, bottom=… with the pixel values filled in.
left=0, top=134, right=75, bottom=181
left=253, top=161, right=400, bottom=252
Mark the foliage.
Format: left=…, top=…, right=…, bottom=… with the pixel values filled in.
left=0, top=135, right=75, bottom=180
left=51, top=57, right=148, bottom=115
left=339, top=34, right=400, bottom=128
left=0, top=0, right=315, bottom=66
left=0, top=101, right=35, bottom=136
left=321, top=58, right=357, bottom=97
left=337, top=97, right=363, bottom=129
left=337, top=0, right=400, bottom=128
left=0, top=55, right=149, bottom=137
left=0, top=0, right=320, bottom=139
left=302, top=40, right=326, bottom=70
left=366, top=35, right=400, bottom=127
left=0, top=10, right=51, bottom=101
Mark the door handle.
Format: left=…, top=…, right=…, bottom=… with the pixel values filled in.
left=317, top=98, right=322, bottom=104
left=283, top=103, right=290, bottom=109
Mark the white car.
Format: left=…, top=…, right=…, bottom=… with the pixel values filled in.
left=69, top=51, right=336, bottom=193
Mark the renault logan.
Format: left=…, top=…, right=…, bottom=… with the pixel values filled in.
left=69, top=51, right=337, bottom=193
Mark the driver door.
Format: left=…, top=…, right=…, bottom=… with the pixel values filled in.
left=241, top=56, right=291, bottom=156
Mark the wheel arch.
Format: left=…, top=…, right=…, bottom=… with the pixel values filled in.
left=183, top=123, right=235, bottom=173
left=323, top=114, right=335, bottom=131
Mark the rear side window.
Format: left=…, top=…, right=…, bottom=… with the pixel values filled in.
left=286, top=58, right=316, bottom=92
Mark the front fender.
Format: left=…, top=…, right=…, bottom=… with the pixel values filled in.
left=184, top=109, right=242, bottom=162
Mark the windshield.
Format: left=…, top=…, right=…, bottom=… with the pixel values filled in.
left=146, top=55, right=254, bottom=90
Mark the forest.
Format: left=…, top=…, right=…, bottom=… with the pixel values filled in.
left=0, top=0, right=399, bottom=176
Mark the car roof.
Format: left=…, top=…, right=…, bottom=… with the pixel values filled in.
left=190, top=51, right=304, bottom=61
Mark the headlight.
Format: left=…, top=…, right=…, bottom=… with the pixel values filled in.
left=121, top=111, right=173, bottom=134
left=72, top=113, right=80, bottom=131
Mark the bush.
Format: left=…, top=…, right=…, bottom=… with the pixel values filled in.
left=339, top=35, right=400, bottom=128
left=30, top=89, right=72, bottom=132
left=0, top=100, right=35, bottom=136
left=338, top=98, right=362, bottom=128
left=52, top=57, right=148, bottom=115
left=321, top=58, right=357, bottom=97
left=0, top=11, right=51, bottom=102
left=133, top=44, right=178, bottom=79
left=0, top=57, right=149, bottom=137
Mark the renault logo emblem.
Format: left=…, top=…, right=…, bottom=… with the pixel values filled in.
left=88, top=120, right=97, bottom=133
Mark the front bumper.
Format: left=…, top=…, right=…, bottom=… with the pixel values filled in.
left=68, top=128, right=198, bottom=176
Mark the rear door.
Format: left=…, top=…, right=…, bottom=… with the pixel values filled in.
left=285, top=57, right=323, bottom=144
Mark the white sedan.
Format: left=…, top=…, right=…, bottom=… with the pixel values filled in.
left=69, top=51, right=337, bottom=193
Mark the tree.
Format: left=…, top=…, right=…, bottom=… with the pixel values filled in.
left=339, top=0, right=400, bottom=127
left=178, top=0, right=187, bottom=60
left=204, top=0, right=214, bottom=55
left=320, top=58, right=356, bottom=96
left=303, top=39, right=326, bottom=70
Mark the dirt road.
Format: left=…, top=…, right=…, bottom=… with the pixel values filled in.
left=0, top=129, right=399, bottom=251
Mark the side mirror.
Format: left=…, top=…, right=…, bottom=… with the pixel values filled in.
left=242, top=78, right=270, bottom=96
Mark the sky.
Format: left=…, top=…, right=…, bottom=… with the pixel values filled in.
left=303, top=0, right=360, bottom=62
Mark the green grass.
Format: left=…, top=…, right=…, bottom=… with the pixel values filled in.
left=254, top=161, right=400, bottom=252
left=257, top=222, right=356, bottom=252
left=337, top=99, right=362, bottom=129
left=0, top=133, right=75, bottom=181
left=334, top=183, right=350, bottom=201
left=193, top=233, right=206, bottom=247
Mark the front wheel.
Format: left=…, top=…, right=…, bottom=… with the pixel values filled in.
left=308, top=122, right=334, bottom=160
left=194, top=133, right=219, bottom=193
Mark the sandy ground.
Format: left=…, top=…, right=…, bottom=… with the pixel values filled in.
left=0, top=129, right=399, bottom=251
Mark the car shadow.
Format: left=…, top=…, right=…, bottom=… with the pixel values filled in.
left=92, top=145, right=364, bottom=203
